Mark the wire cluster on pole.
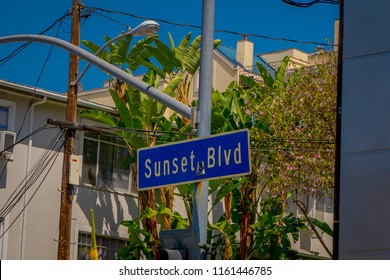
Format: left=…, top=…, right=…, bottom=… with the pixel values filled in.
left=0, top=128, right=64, bottom=239
left=0, top=126, right=56, bottom=180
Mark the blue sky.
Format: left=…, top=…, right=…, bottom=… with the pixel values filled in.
left=0, top=0, right=339, bottom=93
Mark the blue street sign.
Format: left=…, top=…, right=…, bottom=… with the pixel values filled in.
left=137, top=129, right=251, bottom=190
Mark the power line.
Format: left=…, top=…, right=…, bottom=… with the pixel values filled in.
left=92, top=11, right=127, bottom=28
left=83, top=122, right=335, bottom=145
left=79, top=120, right=335, bottom=144
left=0, top=129, right=63, bottom=219
left=0, top=126, right=57, bottom=182
left=15, top=21, right=64, bottom=144
left=85, top=123, right=196, bottom=136
left=0, top=11, right=71, bottom=67
left=251, top=136, right=335, bottom=144
left=282, top=0, right=340, bottom=8
left=0, top=141, right=63, bottom=239
left=0, top=130, right=64, bottom=240
left=85, top=6, right=336, bottom=47
left=0, top=11, right=67, bottom=168
left=0, top=7, right=93, bottom=66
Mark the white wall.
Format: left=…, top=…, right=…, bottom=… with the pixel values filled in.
left=0, top=95, right=65, bottom=259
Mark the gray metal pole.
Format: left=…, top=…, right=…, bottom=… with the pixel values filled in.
left=192, top=0, right=215, bottom=250
left=0, top=34, right=193, bottom=121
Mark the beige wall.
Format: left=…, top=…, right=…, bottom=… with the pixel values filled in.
left=260, top=48, right=311, bottom=69
left=212, top=53, right=238, bottom=92
left=79, top=88, right=114, bottom=108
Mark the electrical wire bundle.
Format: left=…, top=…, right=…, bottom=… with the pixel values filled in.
left=282, top=0, right=340, bottom=7
left=0, top=128, right=64, bottom=238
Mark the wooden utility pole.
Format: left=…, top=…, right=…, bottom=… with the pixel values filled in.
left=57, top=0, right=81, bottom=260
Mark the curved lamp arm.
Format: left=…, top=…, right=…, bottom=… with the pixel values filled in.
left=0, top=34, right=193, bottom=122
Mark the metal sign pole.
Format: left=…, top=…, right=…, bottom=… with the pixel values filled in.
left=192, top=0, right=215, bottom=255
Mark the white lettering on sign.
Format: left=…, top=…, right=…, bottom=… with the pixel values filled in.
left=138, top=130, right=251, bottom=190
left=144, top=143, right=244, bottom=179
left=207, top=142, right=242, bottom=168
left=144, top=150, right=196, bottom=178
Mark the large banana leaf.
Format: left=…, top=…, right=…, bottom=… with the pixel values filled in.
left=145, top=41, right=175, bottom=74
left=163, top=75, right=181, bottom=97
left=256, top=62, right=274, bottom=88
left=125, top=87, right=142, bottom=118
left=172, top=32, right=191, bottom=63
left=134, top=58, right=166, bottom=79
left=232, top=88, right=248, bottom=128
left=140, top=97, right=158, bottom=129
left=126, top=36, right=156, bottom=72
left=274, top=56, right=290, bottom=86
left=182, top=35, right=202, bottom=75
left=110, top=36, right=132, bottom=65
left=209, top=220, right=239, bottom=259
left=81, top=40, right=111, bottom=62
left=109, top=88, right=134, bottom=128
left=210, top=178, right=247, bottom=211
left=239, top=75, right=259, bottom=89
left=310, top=217, right=333, bottom=237
left=80, top=109, right=119, bottom=127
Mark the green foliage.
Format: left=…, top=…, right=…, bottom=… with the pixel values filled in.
left=210, top=178, right=247, bottom=211
left=82, top=35, right=156, bottom=74
left=82, top=31, right=336, bottom=260
left=250, top=197, right=307, bottom=259
left=242, top=54, right=337, bottom=197
left=118, top=204, right=190, bottom=260
left=310, top=217, right=333, bottom=237
left=209, top=220, right=240, bottom=259
left=274, top=56, right=290, bottom=86
left=206, top=53, right=336, bottom=259
left=118, top=220, right=153, bottom=260
left=145, top=32, right=220, bottom=105
left=80, top=109, right=119, bottom=127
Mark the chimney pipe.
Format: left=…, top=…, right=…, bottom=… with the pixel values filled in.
left=236, top=36, right=253, bottom=68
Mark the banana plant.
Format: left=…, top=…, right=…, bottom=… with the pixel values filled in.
left=142, top=32, right=221, bottom=109
left=249, top=196, right=307, bottom=260
left=210, top=79, right=274, bottom=259
left=128, top=32, right=220, bottom=229
left=82, top=34, right=157, bottom=74
left=205, top=57, right=293, bottom=259
left=80, top=32, right=217, bottom=258
left=118, top=204, right=190, bottom=260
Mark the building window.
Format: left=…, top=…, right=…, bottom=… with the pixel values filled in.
left=0, top=99, right=16, bottom=131
left=0, top=107, right=9, bottom=130
left=81, top=132, right=132, bottom=192
left=77, top=231, right=128, bottom=260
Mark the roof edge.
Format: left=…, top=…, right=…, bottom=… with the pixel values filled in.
left=0, top=79, right=116, bottom=113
